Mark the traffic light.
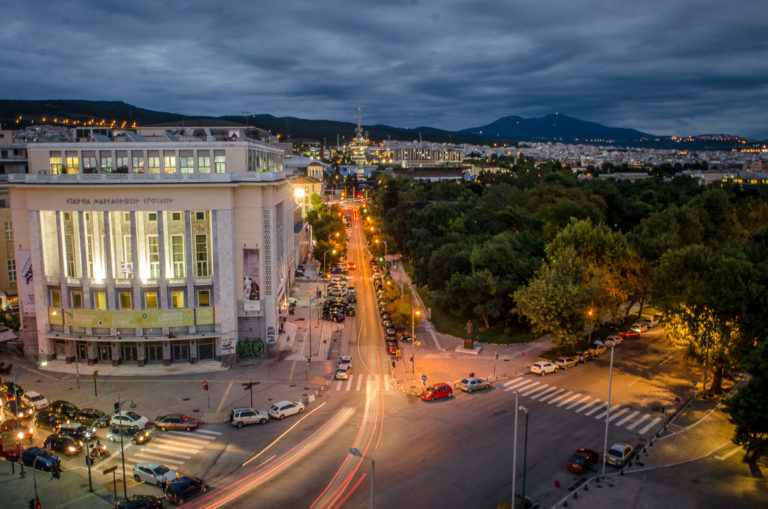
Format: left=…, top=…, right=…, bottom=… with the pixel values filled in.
left=114, top=402, right=119, bottom=413
left=202, top=380, right=209, bottom=391
left=36, top=497, right=41, bottom=509
left=28, top=499, right=34, bottom=509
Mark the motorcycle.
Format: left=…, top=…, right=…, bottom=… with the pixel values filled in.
left=89, top=443, right=111, bottom=459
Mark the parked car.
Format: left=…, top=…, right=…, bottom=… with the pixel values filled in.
left=603, top=335, right=623, bottom=347
left=643, top=315, right=659, bottom=328
left=0, top=439, right=22, bottom=461
left=268, top=401, right=305, bottom=420
left=346, top=305, right=356, bottom=316
left=21, top=447, right=61, bottom=475
left=43, top=433, right=83, bottom=455
left=21, top=391, right=50, bottom=410
left=606, top=443, right=635, bottom=467
left=115, top=494, right=164, bottom=509
left=421, top=383, right=453, bottom=401
left=155, top=414, right=199, bottom=432
left=589, top=344, right=607, bottom=357
left=555, top=356, right=578, bottom=370
left=574, top=350, right=593, bottom=363
left=74, top=408, right=111, bottom=428
left=338, top=356, right=352, bottom=369
left=110, top=411, right=151, bottom=430
left=164, top=476, right=208, bottom=505
left=0, top=381, right=23, bottom=400
left=133, top=461, right=179, bottom=487
left=49, top=400, right=79, bottom=420
left=106, top=426, right=151, bottom=445
left=230, top=408, right=268, bottom=428
left=2, top=399, right=34, bottom=420
left=335, top=365, right=351, bottom=380
left=530, top=361, right=559, bottom=376
left=630, top=322, right=648, bottom=333
left=458, top=377, right=491, bottom=393
left=386, top=341, right=399, bottom=356
left=567, top=448, right=600, bottom=474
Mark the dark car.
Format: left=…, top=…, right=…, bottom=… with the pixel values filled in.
left=567, top=448, right=600, bottom=474
left=49, top=400, right=79, bottom=420
left=106, top=426, right=151, bottom=445
left=0, top=419, right=34, bottom=441
left=75, top=408, right=111, bottom=428
left=164, top=476, right=209, bottom=505
left=43, top=433, right=83, bottom=455
left=155, top=414, right=199, bottom=432
left=34, top=409, right=65, bottom=432
left=56, top=422, right=96, bottom=441
left=21, top=447, right=61, bottom=474
left=0, top=381, right=23, bottom=400
left=574, top=350, right=593, bottom=363
left=347, top=294, right=356, bottom=303
left=2, top=399, right=34, bottom=420
left=346, top=305, right=356, bottom=316
left=115, top=494, right=164, bottom=509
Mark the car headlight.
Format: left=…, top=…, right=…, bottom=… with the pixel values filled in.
left=17, top=431, right=24, bottom=439
left=68, top=446, right=76, bottom=451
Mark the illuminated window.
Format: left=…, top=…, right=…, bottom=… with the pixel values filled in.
left=131, top=151, right=145, bottom=173
left=163, top=152, right=176, bottom=174
left=148, top=151, right=160, bottom=173
left=214, top=151, right=226, bottom=173
left=180, top=151, right=194, bottom=173
left=171, top=291, right=184, bottom=308
left=171, top=234, right=184, bottom=278
left=198, top=290, right=210, bottom=307
left=50, top=289, right=61, bottom=307
left=195, top=234, right=209, bottom=277
left=65, top=151, right=79, bottom=174
left=4, top=222, right=12, bottom=241
left=63, top=233, right=75, bottom=277
left=147, top=235, right=160, bottom=278
left=49, top=152, right=63, bottom=174
left=93, top=292, right=106, bottom=310
left=71, top=291, right=83, bottom=308
left=119, top=292, right=132, bottom=310
left=115, top=151, right=128, bottom=172
left=197, top=152, right=211, bottom=173
left=145, top=292, right=158, bottom=309
left=7, top=259, right=15, bottom=283
left=100, top=152, right=113, bottom=172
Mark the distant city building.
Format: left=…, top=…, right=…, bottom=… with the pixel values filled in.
left=11, top=124, right=296, bottom=367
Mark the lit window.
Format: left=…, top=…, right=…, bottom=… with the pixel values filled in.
left=171, top=234, right=184, bottom=278
left=163, top=152, right=177, bottom=174
left=171, top=291, right=184, bottom=308
left=198, top=290, right=210, bottom=307
left=7, top=259, right=15, bottom=283
left=119, top=292, right=132, bottom=310
left=180, top=152, right=194, bottom=173
left=214, top=151, right=226, bottom=173
left=197, top=152, right=211, bottom=173
left=51, top=289, right=61, bottom=307
left=72, top=291, right=83, bottom=309
left=49, top=152, right=63, bottom=174
left=94, top=292, right=106, bottom=310
left=145, top=292, right=158, bottom=309
left=132, top=151, right=145, bottom=173
left=4, top=222, right=12, bottom=241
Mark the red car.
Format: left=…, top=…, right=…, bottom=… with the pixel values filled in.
left=567, top=448, right=599, bottom=473
left=386, top=341, right=399, bottom=356
left=420, top=383, right=453, bottom=401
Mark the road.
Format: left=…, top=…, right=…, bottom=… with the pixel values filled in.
left=0, top=207, right=757, bottom=508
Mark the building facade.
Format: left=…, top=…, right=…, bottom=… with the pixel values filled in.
left=11, top=128, right=294, bottom=367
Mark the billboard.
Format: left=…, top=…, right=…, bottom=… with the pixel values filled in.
left=63, top=309, right=195, bottom=328
left=243, top=249, right=261, bottom=312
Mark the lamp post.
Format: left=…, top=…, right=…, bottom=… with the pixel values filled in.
left=308, top=296, right=318, bottom=359
left=519, top=405, right=530, bottom=508
left=595, top=339, right=615, bottom=479
left=115, top=394, right=137, bottom=499
left=512, top=391, right=519, bottom=509
left=411, top=308, right=420, bottom=376
left=349, top=448, right=374, bottom=509
left=322, top=249, right=336, bottom=292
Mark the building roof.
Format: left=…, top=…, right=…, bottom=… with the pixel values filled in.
left=293, top=176, right=321, bottom=184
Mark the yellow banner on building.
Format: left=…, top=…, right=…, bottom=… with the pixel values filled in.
left=195, top=307, right=214, bottom=325
left=64, top=309, right=194, bottom=328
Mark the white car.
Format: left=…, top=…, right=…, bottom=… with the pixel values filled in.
left=110, top=411, right=151, bottom=430
left=530, top=361, right=559, bottom=376
left=603, top=335, right=623, bottom=346
left=606, top=443, right=635, bottom=467
left=21, top=391, right=50, bottom=410
left=555, top=356, right=578, bottom=369
left=335, top=365, right=351, bottom=380
left=133, top=461, right=179, bottom=487
left=458, top=377, right=491, bottom=392
left=631, top=322, right=648, bottom=333
left=338, top=356, right=352, bottom=369
left=268, top=400, right=305, bottom=420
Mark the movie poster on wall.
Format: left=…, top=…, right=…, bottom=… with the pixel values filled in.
left=18, top=250, right=35, bottom=316
left=243, top=249, right=261, bottom=312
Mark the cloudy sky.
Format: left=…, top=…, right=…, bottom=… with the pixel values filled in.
left=2, top=0, right=767, bottom=138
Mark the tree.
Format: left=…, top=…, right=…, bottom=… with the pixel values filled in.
left=723, top=340, right=768, bottom=462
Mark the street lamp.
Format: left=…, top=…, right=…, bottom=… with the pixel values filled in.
left=349, top=448, right=374, bottom=509
left=411, top=308, right=420, bottom=376
left=512, top=391, right=519, bottom=509
left=519, top=405, right=530, bottom=508
left=595, top=339, right=615, bottom=479
left=308, top=296, right=318, bottom=360
left=115, top=394, right=137, bottom=499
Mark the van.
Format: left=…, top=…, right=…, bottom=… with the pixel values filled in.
left=229, top=408, right=268, bottom=428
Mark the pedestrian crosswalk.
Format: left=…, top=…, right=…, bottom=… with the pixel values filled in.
left=334, top=374, right=391, bottom=392
left=101, top=428, right=221, bottom=477
left=501, top=377, right=663, bottom=436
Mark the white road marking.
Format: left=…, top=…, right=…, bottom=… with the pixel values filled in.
left=539, top=388, right=566, bottom=402
left=503, top=377, right=523, bottom=388
left=194, top=429, right=222, bottom=436
left=574, top=398, right=600, bottom=413
left=528, top=385, right=555, bottom=399
left=556, top=393, right=583, bottom=407
left=168, top=430, right=217, bottom=439
left=152, top=437, right=205, bottom=449
left=549, top=391, right=574, bottom=404
left=565, top=394, right=592, bottom=410
left=336, top=380, right=342, bottom=391
left=625, top=413, right=650, bottom=431
left=584, top=402, right=607, bottom=416
left=639, top=416, right=662, bottom=434
left=356, top=374, right=363, bottom=391
left=595, top=405, right=622, bottom=420
left=345, top=377, right=352, bottom=391
left=144, top=443, right=196, bottom=456
left=384, top=375, right=390, bottom=391
left=607, top=408, right=630, bottom=422
left=520, top=382, right=544, bottom=396
left=714, top=447, right=741, bottom=461
left=133, top=451, right=185, bottom=465
left=627, top=376, right=644, bottom=387
left=505, top=379, right=538, bottom=392
left=615, top=410, right=640, bottom=426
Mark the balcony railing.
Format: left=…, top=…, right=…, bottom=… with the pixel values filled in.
left=11, top=170, right=288, bottom=185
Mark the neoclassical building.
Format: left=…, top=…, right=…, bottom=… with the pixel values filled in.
left=10, top=125, right=296, bottom=367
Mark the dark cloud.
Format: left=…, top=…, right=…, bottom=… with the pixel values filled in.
left=1, top=0, right=767, bottom=138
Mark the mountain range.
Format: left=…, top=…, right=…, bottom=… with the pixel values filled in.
left=0, top=99, right=759, bottom=150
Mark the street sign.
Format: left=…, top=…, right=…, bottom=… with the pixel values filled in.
left=521, top=351, right=526, bottom=357
left=242, top=381, right=260, bottom=390
left=102, top=465, right=117, bottom=475
left=554, top=480, right=561, bottom=489
left=421, top=375, right=426, bottom=382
